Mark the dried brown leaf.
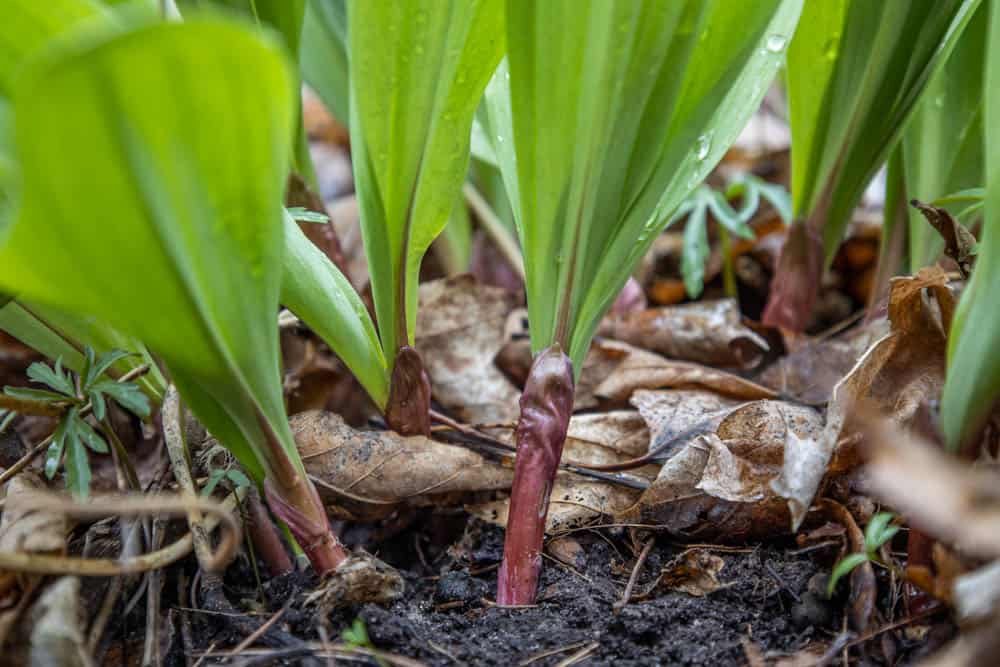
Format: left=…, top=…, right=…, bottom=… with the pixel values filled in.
left=293, top=411, right=512, bottom=520
left=601, top=299, right=770, bottom=368
left=416, top=276, right=521, bottom=424
left=912, top=199, right=978, bottom=279
left=645, top=548, right=726, bottom=597
left=594, top=341, right=778, bottom=403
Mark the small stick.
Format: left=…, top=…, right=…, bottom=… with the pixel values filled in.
left=554, top=642, right=600, bottom=667
left=224, top=602, right=290, bottom=658
left=614, top=539, right=654, bottom=613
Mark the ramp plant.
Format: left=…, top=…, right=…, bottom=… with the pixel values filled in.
left=762, top=0, right=982, bottom=332
left=485, top=0, right=804, bottom=604
left=0, top=14, right=352, bottom=572
left=348, top=0, right=504, bottom=434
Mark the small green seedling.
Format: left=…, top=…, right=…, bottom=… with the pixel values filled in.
left=201, top=466, right=252, bottom=497
left=673, top=174, right=792, bottom=298
left=2, top=348, right=150, bottom=497
left=827, top=512, right=900, bottom=598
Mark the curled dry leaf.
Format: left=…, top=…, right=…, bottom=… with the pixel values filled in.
left=638, top=548, right=726, bottom=598
left=776, top=268, right=952, bottom=529
left=619, top=400, right=825, bottom=541
left=415, top=276, right=521, bottom=424
left=756, top=317, right=889, bottom=405
left=293, top=411, right=512, bottom=520
left=593, top=341, right=778, bottom=404
left=601, top=299, right=770, bottom=368
left=631, top=389, right=741, bottom=462
left=912, top=199, right=978, bottom=279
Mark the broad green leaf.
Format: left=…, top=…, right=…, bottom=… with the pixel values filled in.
left=92, top=380, right=152, bottom=418
left=349, top=0, right=505, bottom=366
left=64, top=423, right=92, bottom=498
left=489, top=0, right=802, bottom=369
left=178, top=0, right=314, bottom=183
left=942, top=0, right=1000, bottom=449
left=300, top=0, right=349, bottom=127
left=76, top=418, right=109, bottom=454
left=0, top=19, right=299, bottom=482
left=786, top=0, right=982, bottom=262
left=281, top=213, right=389, bottom=408
left=903, top=2, right=987, bottom=271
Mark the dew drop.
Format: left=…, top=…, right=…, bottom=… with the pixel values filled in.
left=934, top=94, right=945, bottom=108
left=496, top=134, right=504, bottom=144
left=695, top=133, right=712, bottom=161
left=765, top=34, right=787, bottom=53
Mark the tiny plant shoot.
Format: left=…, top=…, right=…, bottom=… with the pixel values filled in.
left=487, top=0, right=803, bottom=604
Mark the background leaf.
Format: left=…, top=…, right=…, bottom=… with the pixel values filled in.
left=0, top=19, right=298, bottom=482
left=941, top=0, right=1000, bottom=449
left=786, top=0, right=982, bottom=260
left=349, top=0, right=504, bottom=365
left=903, top=1, right=987, bottom=271
left=300, top=0, right=349, bottom=127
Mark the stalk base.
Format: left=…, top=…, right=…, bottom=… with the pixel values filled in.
left=496, top=345, right=574, bottom=606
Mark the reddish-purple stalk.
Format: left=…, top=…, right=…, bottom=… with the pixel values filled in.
left=761, top=222, right=825, bottom=332
left=264, top=475, right=349, bottom=574
left=497, top=346, right=574, bottom=605
left=244, top=485, right=294, bottom=575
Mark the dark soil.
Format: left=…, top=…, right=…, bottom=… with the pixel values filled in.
left=311, top=515, right=827, bottom=666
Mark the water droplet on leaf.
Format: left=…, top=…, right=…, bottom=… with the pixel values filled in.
left=766, top=34, right=787, bottom=52
left=695, top=133, right=712, bottom=160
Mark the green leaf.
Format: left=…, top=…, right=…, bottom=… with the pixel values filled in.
left=226, top=468, right=250, bottom=487
left=864, top=511, right=899, bottom=553
left=3, top=386, right=69, bottom=403
left=827, top=552, right=869, bottom=598
left=201, top=468, right=227, bottom=497
left=91, top=380, right=151, bottom=418
left=786, top=0, right=983, bottom=262
left=84, top=348, right=132, bottom=389
left=75, top=416, right=109, bottom=454
left=177, top=0, right=315, bottom=183
left=89, top=389, right=107, bottom=421
left=349, top=0, right=505, bottom=366
left=287, top=206, right=329, bottom=224
left=64, top=425, right=92, bottom=498
left=904, top=2, right=987, bottom=271
left=0, top=19, right=300, bottom=483
left=300, top=0, right=349, bottom=127
left=280, top=214, right=389, bottom=408
left=26, top=359, right=75, bottom=397
left=682, top=198, right=709, bottom=299
left=940, top=0, right=1000, bottom=450
left=45, top=411, right=75, bottom=479
left=488, top=0, right=802, bottom=368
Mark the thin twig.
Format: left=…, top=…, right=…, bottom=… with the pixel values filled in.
left=224, top=601, right=291, bottom=658
left=614, top=539, right=654, bottom=613
left=0, top=492, right=241, bottom=575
